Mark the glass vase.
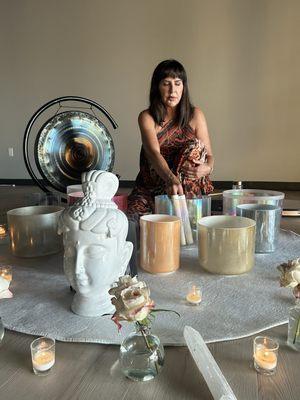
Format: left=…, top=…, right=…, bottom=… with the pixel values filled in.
left=0, top=317, right=4, bottom=343
left=287, top=300, right=300, bottom=351
left=120, top=323, right=164, bottom=381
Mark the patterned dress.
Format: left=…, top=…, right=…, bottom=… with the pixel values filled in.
left=127, top=121, right=214, bottom=220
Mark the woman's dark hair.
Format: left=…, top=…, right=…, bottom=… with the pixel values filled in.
left=149, top=59, right=194, bottom=128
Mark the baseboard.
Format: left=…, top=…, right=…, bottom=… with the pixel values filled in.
left=0, top=179, right=299, bottom=191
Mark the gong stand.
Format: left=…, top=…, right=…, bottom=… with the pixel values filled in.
left=23, top=96, right=118, bottom=193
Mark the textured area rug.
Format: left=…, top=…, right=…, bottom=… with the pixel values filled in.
left=0, top=230, right=299, bottom=346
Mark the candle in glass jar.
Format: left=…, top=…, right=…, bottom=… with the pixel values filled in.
left=32, top=350, right=55, bottom=372
left=253, top=336, right=279, bottom=375
left=0, top=224, right=7, bottom=239
left=254, top=347, right=277, bottom=370
left=186, top=285, right=202, bottom=305
left=31, top=337, right=55, bottom=375
left=0, top=266, right=12, bottom=282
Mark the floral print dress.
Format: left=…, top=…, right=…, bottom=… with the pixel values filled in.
left=127, top=121, right=214, bottom=220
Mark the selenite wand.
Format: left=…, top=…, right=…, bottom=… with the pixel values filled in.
left=171, top=194, right=186, bottom=245
left=184, top=326, right=237, bottom=400
left=178, top=194, right=194, bottom=245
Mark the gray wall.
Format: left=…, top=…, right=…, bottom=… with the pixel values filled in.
left=1, top=0, right=299, bottom=182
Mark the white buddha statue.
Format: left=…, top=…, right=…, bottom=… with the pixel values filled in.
left=58, top=170, right=133, bottom=317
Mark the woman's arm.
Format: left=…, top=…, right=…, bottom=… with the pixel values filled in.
left=138, top=111, right=183, bottom=195
left=182, top=107, right=214, bottom=179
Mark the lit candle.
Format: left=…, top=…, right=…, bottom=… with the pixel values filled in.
left=32, top=350, right=55, bottom=372
left=0, top=224, right=7, bottom=239
left=253, top=336, right=279, bottom=375
left=254, top=347, right=277, bottom=370
left=186, top=285, right=202, bottom=305
left=0, top=266, right=12, bottom=282
left=31, top=337, right=55, bottom=375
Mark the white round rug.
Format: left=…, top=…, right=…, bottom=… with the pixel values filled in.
left=0, top=229, right=298, bottom=345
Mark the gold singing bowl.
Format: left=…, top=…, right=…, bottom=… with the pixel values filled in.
left=198, top=216, right=256, bottom=275
left=7, top=206, right=64, bottom=258
left=140, top=215, right=181, bottom=274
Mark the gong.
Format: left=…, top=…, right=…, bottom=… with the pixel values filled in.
left=23, top=96, right=118, bottom=193
left=35, top=111, right=114, bottom=192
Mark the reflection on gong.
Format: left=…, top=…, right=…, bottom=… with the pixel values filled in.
left=64, top=137, right=95, bottom=170
left=34, top=111, right=115, bottom=192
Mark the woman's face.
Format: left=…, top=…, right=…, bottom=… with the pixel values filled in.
left=159, top=76, right=184, bottom=108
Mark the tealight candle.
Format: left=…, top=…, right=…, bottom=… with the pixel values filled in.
left=253, top=336, right=279, bottom=375
left=186, top=285, right=202, bottom=305
left=0, top=266, right=12, bottom=282
left=0, top=224, right=7, bottom=239
left=32, top=351, right=55, bottom=371
left=31, top=337, right=55, bottom=376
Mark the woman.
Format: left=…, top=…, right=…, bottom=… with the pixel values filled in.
left=127, top=59, right=214, bottom=220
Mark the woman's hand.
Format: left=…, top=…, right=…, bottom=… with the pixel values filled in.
left=181, top=159, right=212, bottom=180
left=165, top=173, right=184, bottom=196
left=166, top=182, right=184, bottom=196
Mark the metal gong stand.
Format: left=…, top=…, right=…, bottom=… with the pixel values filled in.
left=23, top=96, right=118, bottom=194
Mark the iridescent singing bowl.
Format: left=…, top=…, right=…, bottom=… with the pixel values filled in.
left=140, top=215, right=181, bottom=274
left=198, top=216, right=256, bottom=275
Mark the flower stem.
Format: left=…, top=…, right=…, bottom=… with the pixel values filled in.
left=137, top=322, right=159, bottom=375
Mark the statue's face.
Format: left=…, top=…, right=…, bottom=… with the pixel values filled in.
left=63, top=229, right=122, bottom=297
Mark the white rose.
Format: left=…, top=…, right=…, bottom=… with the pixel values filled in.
left=109, top=276, right=154, bottom=322
left=286, top=268, right=300, bottom=288
left=278, top=258, right=300, bottom=288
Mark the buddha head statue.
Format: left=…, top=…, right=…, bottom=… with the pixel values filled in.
left=58, top=170, right=133, bottom=317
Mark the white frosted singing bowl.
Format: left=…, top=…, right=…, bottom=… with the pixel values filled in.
left=198, top=216, right=256, bottom=275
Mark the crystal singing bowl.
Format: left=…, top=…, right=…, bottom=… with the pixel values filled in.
left=198, top=216, right=256, bottom=275
left=140, top=215, right=181, bottom=274
left=7, top=206, right=64, bottom=257
left=236, top=204, right=281, bottom=253
left=154, top=194, right=211, bottom=229
left=223, top=189, right=284, bottom=216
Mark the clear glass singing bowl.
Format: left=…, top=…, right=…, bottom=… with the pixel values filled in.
left=223, top=189, right=284, bottom=216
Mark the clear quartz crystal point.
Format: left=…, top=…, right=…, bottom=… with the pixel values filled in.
left=0, top=317, right=4, bottom=343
